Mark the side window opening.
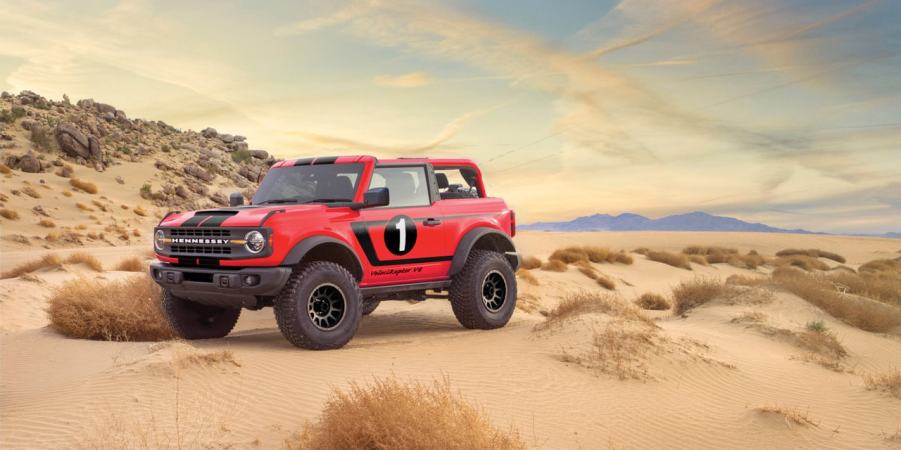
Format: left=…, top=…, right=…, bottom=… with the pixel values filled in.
left=435, top=167, right=480, bottom=200
left=369, top=166, right=431, bottom=207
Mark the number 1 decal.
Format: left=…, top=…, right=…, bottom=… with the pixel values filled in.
left=385, top=215, right=416, bottom=256
left=395, top=218, right=406, bottom=252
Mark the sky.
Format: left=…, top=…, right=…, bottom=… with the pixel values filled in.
left=1, top=0, right=899, bottom=234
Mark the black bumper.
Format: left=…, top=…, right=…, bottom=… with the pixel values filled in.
left=150, top=262, right=291, bottom=308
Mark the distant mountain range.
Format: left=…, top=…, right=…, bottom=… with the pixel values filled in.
left=520, top=211, right=898, bottom=238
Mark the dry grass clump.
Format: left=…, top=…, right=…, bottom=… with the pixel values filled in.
left=859, top=258, right=901, bottom=274
left=687, top=254, right=708, bottom=266
left=634, top=293, right=671, bottom=311
left=796, top=327, right=847, bottom=359
left=731, top=311, right=767, bottom=324
left=520, top=255, right=541, bottom=270
left=38, top=219, right=55, bottom=228
left=771, top=267, right=901, bottom=332
left=561, top=321, right=657, bottom=380
left=754, top=405, right=818, bottom=427
left=536, top=292, right=652, bottom=331
left=548, top=246, right=633, bottom=265
left=540, top=259, right=567, bottom=272
left=46, top=275, right=174, bottom=341
left=776, top=248, right=846, bottom=264
left=115, top=257, right=148, bottom=272
left=774, top=254, right=829, bottom=271
left=284, top=377, right=525, bottom=450
left=863, top=369, right=901, bottom=399
left=726, top=274, right=769, bottom=287
left=134, top=206, right=147, bottom=216
left=65, top=252, right=103, bottom=271
left=672, top=277, right=730, bottom=315
left=646, top=250, right=691, bottom=270
left=62, top=190, right=72, bottom=197
left=683, top=246, right=738, bottom=264
left=1, top=208, right=19, bottom=220
left=515, top=268, right=538, bottom=286
left=595, top=275, right=615, bottom=290
left=70, top=178, right=98, bottom=194
left=1, top=254, right=62, bottom=279
left=75, top=202, right=94, bottom=212
left=726, top=251, right=767, bottom=270
left=632, top=247, right=650, bottom=255
left=22, top=185, right=41, bottom=198
left=574, top=260, right=598, bottom=280
left=827, top=269, right=901, bottom=307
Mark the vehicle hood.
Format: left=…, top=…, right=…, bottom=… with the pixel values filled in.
left=159, top=204, right=327, bottom=228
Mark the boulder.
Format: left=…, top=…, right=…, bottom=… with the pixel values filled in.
left=94, top=102, right=117, bottom=115
left=76, top=98, right=95, bottom=109
left=228, top=141, right=248, bottom=152
left=219, top=133, right=235, bottom=143
left=55, top=123, right=91, bottom=159
left=201, top=127, right=218, bottom=138
left=115, top=176, right=125, bottom=185
left=175, top=185, right=191, bottom=198
left=233, top=135, right=246, bottom=142
left=115, top=110, right=127, bottom=121
left=20, top=119, right=36, bottom=131
left=249, top=149, right=269, bottom=159
left=183, top=164, right=214, bottom=182
left=6, top=152, right=44, bottom=173
left=0, top=91, right=11, bottom=100
left=209, top=192, right=228, bottom=205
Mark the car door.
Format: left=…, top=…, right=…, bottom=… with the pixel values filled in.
left=354, top=164, right=455, bottom=286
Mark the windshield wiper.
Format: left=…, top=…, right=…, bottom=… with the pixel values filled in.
left=301, top=198, right=354, bottom=204
left=257, top=198, right=301, bottom=204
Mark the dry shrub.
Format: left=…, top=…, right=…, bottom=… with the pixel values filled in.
left=520, top=256, right=541, bottom=270
left=731, top=311, right=766, bottom=323
left=22, top=185, right=41, bottom=199
left=38, top=219, right=56, bottom=228
left=596, top=275, right=615, bottom=290
left=0, top=208, right=19, bottom=220
left=646, top=250, right=691, bottom=270
left=726, top=274, right=768, bottom=286
left=515, top=268, right=538, bottom=286
left=76, top=202, right=95, bottom=212
left=683, top=245, right=739, bottom=256
left=46, top=275, right=173, bottom=341
left=549, top=246, right=633, bottom=265
left=771, top=267, right=901, bottom=332
left=754, top=405, right=818, bottom=427
left=0, top=162, right=11, bottom=174
left=537, top=291, right=652, bottom=331
left=632, top=247, right=650, bottom=255
left=562, top=321, right=657, bottom=380
left=796, top=329, right=847, bottom=359
left=62, top=190, right=72, bottom=197
left=776, top=248, right=846, bottom=264
left=91, top=199, right=109, bottom=212
left=1, top=254, right=62, bottom=279
left=611, top=252, right=633, bottom=264
left=687, top=254, right=708, bottom=266
left=827, top=270, right=901, bottom=307
left=634, top=293, right=670, bottom=311
left=727, top=252, right=766, bottom=270
left=774, top=255, right=829, bottom=271
left=284, top=377, right=525, bottom=450
left=549, top=247, right=587, bottom=264
left=860, top=258, right=901, bottom=274
left=574, top=260, right=598, bottom=280
left=863, top=369, right=901, bottom=399
left=540, top=259, right=567, bottom=272
left=65, top=252, right=103, bottom=271
left=672, top=277, right=729, bottom=315
left=70, top=178, right=98, bottom=194
left=134, top=206, right=147, bottom=216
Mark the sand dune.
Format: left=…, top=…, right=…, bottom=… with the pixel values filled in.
left=1, top=231, right=900, bottom=449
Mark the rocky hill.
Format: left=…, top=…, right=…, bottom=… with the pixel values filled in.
left=0, top=90, right=279, bottom=250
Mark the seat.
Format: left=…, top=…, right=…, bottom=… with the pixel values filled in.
left=383, top=171, right=419, bottom=206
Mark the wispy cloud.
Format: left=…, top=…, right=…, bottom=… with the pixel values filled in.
left=373, top=71, right=432, bottom=88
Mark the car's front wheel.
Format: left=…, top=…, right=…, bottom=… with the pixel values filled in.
left=161, top=289, right=241, bottom=339
left=449, top=250, right=517, bottom=329
left=274, top=262, right=361, bottom=350
left=361, top=299, right=380, bottom=316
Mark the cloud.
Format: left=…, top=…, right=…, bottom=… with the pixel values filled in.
left=372, top=71, right=432, bottom=88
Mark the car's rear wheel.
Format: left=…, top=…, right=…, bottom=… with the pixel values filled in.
left=361, top=299, right=380, bottom=316
left=161, top=289, right=241, bottom=339
left=449, top=250, right=517, bottom=329
left=274, top=262, right=361, bottom=350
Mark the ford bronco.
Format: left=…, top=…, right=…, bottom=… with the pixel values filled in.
left=150, top=155, right=520, bottom=349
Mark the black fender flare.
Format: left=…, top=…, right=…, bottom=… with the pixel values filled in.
left=448, top=227, right=519, bottom=277
left=281, top=235, right=364, bottom=280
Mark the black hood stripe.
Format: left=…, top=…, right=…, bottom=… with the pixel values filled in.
left=180, top=214, right=208, bottom=227
left=200, top=214, right=232, bottom=227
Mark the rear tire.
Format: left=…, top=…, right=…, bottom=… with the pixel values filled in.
left=361, top=299, right=380, bottom=316
left=161, top=289, right=241, bottom=339
left=274, top=262, right=361, bottom=350
left=449, top=250, right=517, bottom=329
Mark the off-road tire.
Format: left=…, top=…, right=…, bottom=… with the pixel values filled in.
left=449, top=250, right=517, bottom=329
left=274, top=261, right=361, bottom=350
left=361, top=299, right=380, bottom=316
left=161, top=289, right=241, bottom=339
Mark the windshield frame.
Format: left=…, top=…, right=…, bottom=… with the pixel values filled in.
left=251, top=163, right=366, bottom=206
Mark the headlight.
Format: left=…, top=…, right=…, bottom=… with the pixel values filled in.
left=154, top=230, right=165, bottom=251
left=245, top=231, right=265, bottom=254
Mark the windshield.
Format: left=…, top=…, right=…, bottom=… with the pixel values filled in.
left=252, top=163, right=363, bottom=205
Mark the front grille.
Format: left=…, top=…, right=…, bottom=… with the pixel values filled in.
left=171, top=229, right=230, bottom=237
left=171, top=245, right=232, bottom=255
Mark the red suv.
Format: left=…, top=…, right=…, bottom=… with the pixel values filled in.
left=150, top=155, right=520, bottom=349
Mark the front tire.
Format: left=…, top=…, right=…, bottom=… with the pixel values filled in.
left=274, top=262, right=361, bottom=350
left=161, top=289, right=241, bottom=339
left=449, top=250, right=517, bottom=329
left=361, top=299, right=380, bottom=316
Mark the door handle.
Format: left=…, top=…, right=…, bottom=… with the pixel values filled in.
left=423, top=218, right=442, bottom=226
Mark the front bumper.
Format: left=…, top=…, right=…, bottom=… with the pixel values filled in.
left=150, top=262, right=291, bottom=308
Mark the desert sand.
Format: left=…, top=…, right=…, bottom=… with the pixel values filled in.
left=1, top=231, right=900, bottom=449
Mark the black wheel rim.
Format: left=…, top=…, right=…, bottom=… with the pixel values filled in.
left=481, top=270, right=507, bottom=312
left=307, top=283, right=346, bottom=330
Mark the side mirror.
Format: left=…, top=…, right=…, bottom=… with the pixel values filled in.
left=229, top=192, right=244, bottom=207
left=363, top=187, right=389, bottom=208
